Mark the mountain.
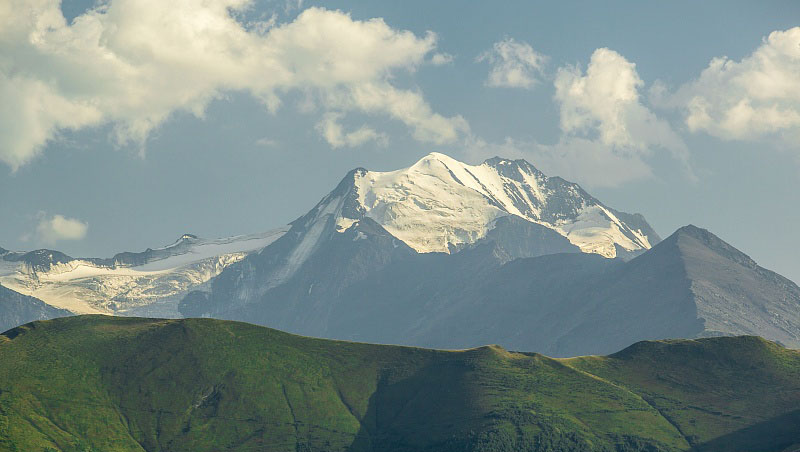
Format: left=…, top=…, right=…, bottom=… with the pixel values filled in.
left=667, top=225, right=800, bottom=341
left=179, top=153, right=660, bottom=331
left=540, top=224, right=800, bottom=356
left=0, top=284, right=70, bottom=332
left=181, top=178, right=800, bottom=355
left=0, top=153, right=656, bottom=331
left=4, top=153, right=798, bottom=358
left=443, top=223, right=800, bottom=357
left=0, top=229, right=287, bottom=317
left=180, top=216, right=418, bottom=330
left=1, top=315, right=799, bottom=451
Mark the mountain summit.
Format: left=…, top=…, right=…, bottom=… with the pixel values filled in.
left=325, top=152, right=659, bottom=258
left=176, top=152, right=663, bottom=331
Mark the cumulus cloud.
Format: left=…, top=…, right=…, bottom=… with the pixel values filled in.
left=320, top=82, right=469, bottom=145
left=315, top=112, right=388, bottom=148
left=664, top=27, right=800, bottom=144
left=25, top=213, right=89, bottom=245
left=476, top=38, right=547, bottom=89
left=0, top=0, right=467, bottom=169
left=466, top=48, right=690, bottom=188
left=549, top=48, right=690, bottom=185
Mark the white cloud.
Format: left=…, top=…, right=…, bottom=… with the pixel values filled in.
left=476, top=38, right=547, bottom=89
left=27, top=213, right=89, bottom=245
left=431, top=52, right=454, bottom=65
left=464, top=48, right=691, bottom=188
left=255, top=137, right=278, bottom=147
left=666, top=27, right=800, bottom=144
left=549, top=48, right=690, bottom=185
left=315, top=112, right=388, bottom=148
left=0, top=0, right=467, bottom=169
left=283, top=0, right=304, bottom=14
left=322, top=83, right=469, bottom=145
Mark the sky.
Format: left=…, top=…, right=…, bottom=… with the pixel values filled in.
left=1, top=0, right=799, bottom=282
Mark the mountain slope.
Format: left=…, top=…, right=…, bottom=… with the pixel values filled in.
left=186, top=224, right=800, bottom=357
left=545, top=225, right=800, bottom=356
left=179, top=168, right=418, bottom=326
left=432, top=225, right=800, bottom=356
left=181, top=216, right=417, bottom=333
left=0, top=284, right=70, bottom=332
left=676, top=225, right=800, bottom=341
left=568, top=336, right=800, bottom=451
left=1, top=316, right=798, bottom=452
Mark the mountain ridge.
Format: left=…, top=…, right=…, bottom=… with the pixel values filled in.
left=669, top=224, right=800, bottom=345
left=1, top=315, right=798, bottom=452
left=1, top=153, right=797, bottom=358
left=0, top=228, right=288, bottom=316
left=0, top=152, right=659, bottom=321
left=183, top=223, right=800, bottom=356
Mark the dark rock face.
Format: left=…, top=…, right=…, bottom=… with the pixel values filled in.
left=219, top=218, right=416, bottom=335
left=0, top=285, right=71, bottom=333
left=2, top=249, right=75, bottom=272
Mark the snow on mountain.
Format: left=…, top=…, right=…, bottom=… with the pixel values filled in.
left=0, top=152, right=657, bottom=325
left=207, top=152, right=659, bottom=299
left=0, top=228, right=287, bottom=316
left=338, top=152, right=659, bottom=257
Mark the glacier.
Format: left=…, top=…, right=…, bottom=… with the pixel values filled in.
left=0, top=228, right=287, bottom=316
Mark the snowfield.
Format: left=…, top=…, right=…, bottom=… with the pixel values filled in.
left=0, top=228, right=288, bottom=316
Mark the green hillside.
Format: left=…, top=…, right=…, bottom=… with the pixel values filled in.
left=0, top=316, right=798, bottom=452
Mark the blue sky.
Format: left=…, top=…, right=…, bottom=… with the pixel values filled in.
left=1, top=0, right=799, bottom=282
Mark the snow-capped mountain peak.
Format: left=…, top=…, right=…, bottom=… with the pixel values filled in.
left=330, top=152, right=660, bottom=257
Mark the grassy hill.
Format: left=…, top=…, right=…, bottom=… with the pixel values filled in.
left=0, top=316, right=798, bottom=452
